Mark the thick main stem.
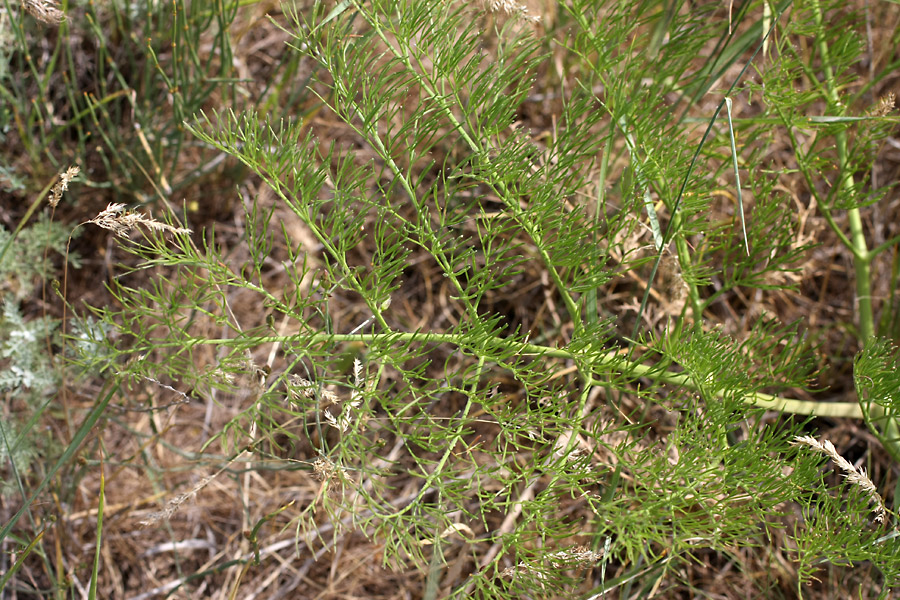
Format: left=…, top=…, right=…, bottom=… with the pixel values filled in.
left=811, top=0, right=900, bottom=460
left=150, top=332, right=863, bottom=419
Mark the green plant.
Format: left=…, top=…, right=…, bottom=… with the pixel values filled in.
left=5, top=0, right=900, bottom=597
left=60, top=0, right=900, bottom=597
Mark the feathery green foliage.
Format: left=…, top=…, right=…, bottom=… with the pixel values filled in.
left=77, top=0, right=900, bottom=595
left=4, top=0, right=900, bottom=597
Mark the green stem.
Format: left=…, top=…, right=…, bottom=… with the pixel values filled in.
left=810, top=0, right=899, bottom=459
left=811, top=0, right=874, bottom=340
left=139, top=331, right=861, bottom=419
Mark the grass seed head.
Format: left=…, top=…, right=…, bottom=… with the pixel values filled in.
left=792, top=435, right=886, bottom=524
left=23, top=0, right=65, bottom=25
left=48, top=166, right=79, bottom=208
left=88, top=203, right=192, bottom=238
left=486, top=0, right=540, bottom=23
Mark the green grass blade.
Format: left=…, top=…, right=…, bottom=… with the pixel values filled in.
left=0, top=382, right=117, bottom=545
left=88, top=463, right=106, bottom=600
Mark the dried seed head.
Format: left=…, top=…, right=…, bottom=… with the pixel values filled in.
left=792, top=435, right=886, bottom=524
left=312, top=456, right=350, bottom=498
left=48, top=166, right=79, bottom=208
left=502, top=545, right=604, bottom=578
left=486, top=0, right=540, bottom=23
left=141, top=450, right=249, bottom=526
left=140, top=473, right=214, bottom=526
left=23, top=0, right=65, bottom=25
left=88, top=203, right=192, bottom=238
left=870, top=93, right=895, bottom=117
left=287, top=375, right=340, bottom=407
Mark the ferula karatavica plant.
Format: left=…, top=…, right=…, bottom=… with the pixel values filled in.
left=71, top=0, right=900, bottom=597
